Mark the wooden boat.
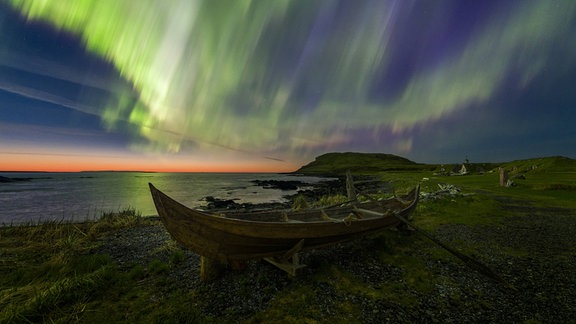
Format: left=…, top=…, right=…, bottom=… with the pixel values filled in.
left=149, top=182, right=420, bottom=269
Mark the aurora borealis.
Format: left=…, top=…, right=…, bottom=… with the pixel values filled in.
left=1, top=1, right=575, bottom=172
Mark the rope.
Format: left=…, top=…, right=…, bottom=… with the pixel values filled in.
left=342, top=213, right=359, bottom=226
left=320, top=210, right=337, bottom=222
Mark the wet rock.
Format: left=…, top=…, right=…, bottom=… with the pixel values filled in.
left=0, top=176, right=32, bottom=183
left=203, top=196, right=239, bottom=209
left=251, top=179, right=304, bottom=191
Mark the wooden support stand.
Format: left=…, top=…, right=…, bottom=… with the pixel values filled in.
left=200, top=256, right=227, bottom=281
left=264, top=253, right=306, bottom=276
left=264, top=239, right=307, bottom=276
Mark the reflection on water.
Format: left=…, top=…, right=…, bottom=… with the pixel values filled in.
left=0, top=172, right=331, bottom=224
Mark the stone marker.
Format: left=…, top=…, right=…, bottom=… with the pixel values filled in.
left=499, top=167, right=509, bottom=187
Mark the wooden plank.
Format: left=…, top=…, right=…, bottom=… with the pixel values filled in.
left=264, top=239, right=307, bottom=276
left=264, top=254, right=306, bottom=276
left=346, top=170, right=357, bottom=201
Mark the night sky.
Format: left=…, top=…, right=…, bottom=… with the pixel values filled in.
left=1, top=0, right=575, bottom=172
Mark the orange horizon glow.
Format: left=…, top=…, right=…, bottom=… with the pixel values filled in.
left=0, top=151, right=299, bottom=173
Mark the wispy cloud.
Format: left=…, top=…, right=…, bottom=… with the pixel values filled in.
left=0, top=80, right=103, bottom=117
left=0, top=52, right=129, bottom=94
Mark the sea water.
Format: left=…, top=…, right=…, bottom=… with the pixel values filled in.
left=0, top=172, right=332, bottom=224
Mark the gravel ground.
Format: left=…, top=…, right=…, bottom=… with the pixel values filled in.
left=93, top=200, right=576, bottom=323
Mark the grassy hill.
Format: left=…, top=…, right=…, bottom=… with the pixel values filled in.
left=296, top=152, right=576, bottom=176
left=498, top=156, right=576, bottom=174
left=295, top=152, right=433, bottom=175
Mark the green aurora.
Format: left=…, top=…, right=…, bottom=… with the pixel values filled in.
left=5, top=0, right=576, bottom=166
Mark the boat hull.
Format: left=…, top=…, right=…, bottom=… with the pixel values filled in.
left=149, top=183, right=419, bottom=262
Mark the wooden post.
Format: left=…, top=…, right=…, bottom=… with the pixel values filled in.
left=346, top=170, right=357, bottom=201
left=228, top=260, right=247, bottom=271
left=499, top=168, right=508, bottom=187
left=200, top=256, right=226, bottom=281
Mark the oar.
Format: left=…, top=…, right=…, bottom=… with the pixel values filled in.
left=356, top=190, right=517, bottom=291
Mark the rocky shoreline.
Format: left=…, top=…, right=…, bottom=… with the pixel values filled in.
left=92, top=187, right=576, bottom=322
left=199, top=175, right=387, bottom=211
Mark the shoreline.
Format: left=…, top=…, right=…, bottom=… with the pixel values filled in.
left=0, top=172, right=339, bottom=226
left=0, top=176, right=342, bottom=227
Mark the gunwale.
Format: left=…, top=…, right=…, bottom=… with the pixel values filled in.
left=149, top=182, right=419, bottom=261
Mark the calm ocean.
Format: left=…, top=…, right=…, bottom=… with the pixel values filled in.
left=0, top=172, right=331, bottom=224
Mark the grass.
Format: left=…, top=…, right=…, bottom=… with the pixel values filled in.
left=415, top=193, right=505, bottom=230
left=1, top=155, right=575, bottom=322
left=425, top=170, right=576, bottom=210
left=0, top=209, right=213, bottom=323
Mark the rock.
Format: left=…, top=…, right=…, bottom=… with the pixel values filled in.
left=0, top=176, right=32, bottom=183
left=420, top=184, right=467, bottom=201
left=251, top=180, right=304, bottom=191
left=203, top=196, right=240, bottom=209
left=499, top=168, right=509, bottom=186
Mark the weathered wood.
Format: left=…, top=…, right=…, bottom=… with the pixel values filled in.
left=264, top=238, right=307, bottom=276
left=346, top=170, right=357, bottom=201
left=353, top=208, right=394, bottom=218
left=200, top=256, right=226, bottom=281
left=279, top=239, right=306, bottom=261
left=499, top=167, right=509, bottom=187
left=228, top=259, right=247, bottom=271
left=264, top=254, right=306, bottom=276
left=149, top=183, right=420, bottom=265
